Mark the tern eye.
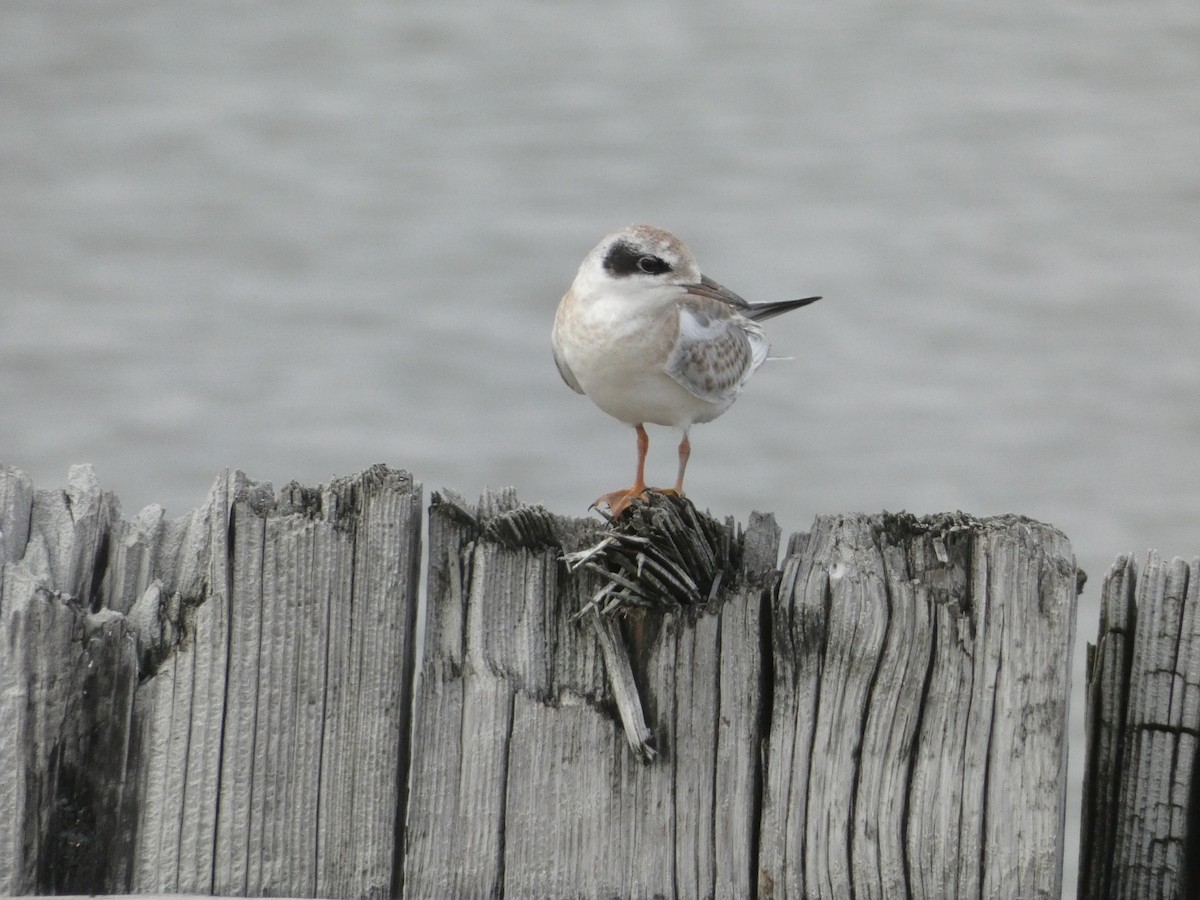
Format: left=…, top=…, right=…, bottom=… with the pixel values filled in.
left=638, top=255, right=670, bottom=275
left=602, top=240, right=672, bottom=278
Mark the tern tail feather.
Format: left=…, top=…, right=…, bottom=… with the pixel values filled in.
left=746, top=295, right=821, bottom=322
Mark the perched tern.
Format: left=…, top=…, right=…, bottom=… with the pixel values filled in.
left=552, top=224, right=820, bottom=517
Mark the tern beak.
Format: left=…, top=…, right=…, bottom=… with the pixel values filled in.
left=682, top=274, right=752, bottom=309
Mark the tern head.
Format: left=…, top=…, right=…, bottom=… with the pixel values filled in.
left=570, top=225, right=702, bottom=301
left=565, top=223, right=820, bottom=322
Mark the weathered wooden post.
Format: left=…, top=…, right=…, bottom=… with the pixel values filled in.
left=1078, top=552, right=1200, bottom=899
left=758, top=513, right=1076, bottom=899
left=0, top=463, right=422, bottom=898
left=0, top=464, right=1079, bottom=898
left=402, top=490, right=779, bottom=898
left=402, top=497, right=1078, bottom=898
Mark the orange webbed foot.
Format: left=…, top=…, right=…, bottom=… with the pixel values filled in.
left=591, top=486, right=649, bottom=519
left=591, top=486, right=685, bottom=519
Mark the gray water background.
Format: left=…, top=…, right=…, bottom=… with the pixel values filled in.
left=4, top=1, right=1199, bottom=893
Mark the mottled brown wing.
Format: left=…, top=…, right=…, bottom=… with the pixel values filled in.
left=664, top=294, right=768, bottom=403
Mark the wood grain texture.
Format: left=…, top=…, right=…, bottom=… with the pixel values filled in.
left=758, top=513, right=1077, bottom=900
left=2, top=464, right=1084, bottom=899
left=1079, top=552, right=1200, bottom=900
left=0, top=465, right=138, bottom=895
left=0, top=463, right=421, bottom=898
left=402, top=490, right=778, bottom=900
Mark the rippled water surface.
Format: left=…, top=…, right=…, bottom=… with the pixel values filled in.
left=4, top=2, right=1199, bottom=893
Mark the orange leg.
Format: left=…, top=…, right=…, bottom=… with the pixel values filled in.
left=593, top=424, right=651, bottom=517
left=650, top=432, right=690, bottom=499
left=673, top=432, right=690, bottom=495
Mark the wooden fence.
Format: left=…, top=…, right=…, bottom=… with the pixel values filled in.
left=0, top=462, right=1194, bottom=898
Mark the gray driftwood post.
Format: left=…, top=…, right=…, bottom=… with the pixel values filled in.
left=1078, top=552, right=1200, bottom=899
left=758, top=513, right=1077, bottom=899
left=402, top=490, right=780, bottom=898
left=402, top=500, right=1078, bottom=898
left=0, top=463, right=422, bottom=898
left=1, top=464, right=1080, bottom=898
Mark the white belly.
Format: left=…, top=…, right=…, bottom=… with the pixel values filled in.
left=584, top=364, right=724, bottom=428
left=555, top=293, right=731, bottom=428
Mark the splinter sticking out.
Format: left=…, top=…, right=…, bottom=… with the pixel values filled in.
left=552, top=224, right=820, bottom=517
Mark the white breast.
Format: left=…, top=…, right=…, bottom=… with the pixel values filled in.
left=553, top=287, right=732, bottom=428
